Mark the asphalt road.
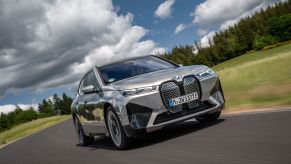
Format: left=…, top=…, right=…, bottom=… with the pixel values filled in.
left=1, top=110, right=291, bottom=164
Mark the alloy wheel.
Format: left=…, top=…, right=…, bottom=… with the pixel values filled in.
left=107, top=111, right=122, bottom=146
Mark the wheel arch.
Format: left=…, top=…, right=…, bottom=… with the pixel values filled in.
left=72, top=112, right=78, bottom=126
left=102, top=102, right=132, bottom=137
left=103, top=102, right=113, bottom=122
left=72, top=112, right=77, bottom=120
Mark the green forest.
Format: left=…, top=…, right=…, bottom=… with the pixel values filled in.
left=0, top=93, right=72, bottom=133
left=163, top=1, right=291, bottom=66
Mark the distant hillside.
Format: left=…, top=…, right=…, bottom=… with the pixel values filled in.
left=163, top=0, right=291, bottom=67
left=213, top=43, right=291, bottom=109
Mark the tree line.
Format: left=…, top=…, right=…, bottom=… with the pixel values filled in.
left=163, top=0, right=291, bottom=67
left=0, top=93, right=72, bottom=133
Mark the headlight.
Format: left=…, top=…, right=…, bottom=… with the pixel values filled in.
left=197, top=69, right=216, bottom=79
left=120, top=85, right=159, bottom=97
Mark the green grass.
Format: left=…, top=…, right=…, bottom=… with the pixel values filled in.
left=213, top=43, right=291, bottom=110
left=0, top=115, right=71, bottom=146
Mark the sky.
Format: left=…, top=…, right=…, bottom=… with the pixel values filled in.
left=0, top=0, right=286, bottom=113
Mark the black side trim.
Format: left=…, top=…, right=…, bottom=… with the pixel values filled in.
left=126, top=103, right=152, bottom=129
left=153, top=101, right=213, bottom=125
left=123, top=125, right=147, bottom=137
left=210, top=79, right=225, bottom=103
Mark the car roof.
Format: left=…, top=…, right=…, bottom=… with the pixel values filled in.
left=95, top=55, right=153, bottom=68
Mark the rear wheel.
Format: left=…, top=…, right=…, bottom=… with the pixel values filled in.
left=196, top=111, right=221, bottom=124
left=106, top=107, right=130, bottom=149
left=74, top=117, right=94, bottom=146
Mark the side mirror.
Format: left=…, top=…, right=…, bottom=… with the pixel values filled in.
left=82, top=85, right=95, bottom=94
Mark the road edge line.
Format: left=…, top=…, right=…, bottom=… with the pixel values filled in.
left=222, top=106, right=291, bottom=116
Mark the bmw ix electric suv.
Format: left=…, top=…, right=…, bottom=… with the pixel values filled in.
left=71, top=55, right=225, bottom=149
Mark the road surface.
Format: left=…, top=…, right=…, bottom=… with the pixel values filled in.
left=0, top=109, right=291, bottom=164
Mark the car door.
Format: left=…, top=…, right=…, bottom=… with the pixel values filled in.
left=80, top=70, right=107, bottom=135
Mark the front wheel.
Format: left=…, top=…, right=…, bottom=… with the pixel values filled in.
left=196, top=111, right=221, bottom=124
left=106, top=107, right=130, bottom=149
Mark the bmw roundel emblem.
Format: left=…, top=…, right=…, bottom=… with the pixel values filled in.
left=175, top=75, right=182, bottom=82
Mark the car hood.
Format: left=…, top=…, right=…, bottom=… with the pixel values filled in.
left=108, top=65, right=208, bottom=90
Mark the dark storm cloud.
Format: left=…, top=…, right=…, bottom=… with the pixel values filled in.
left=0, top=0, right=165, bottom=97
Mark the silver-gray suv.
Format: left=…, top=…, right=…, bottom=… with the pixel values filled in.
left=71, top=55, right=225, bottom=149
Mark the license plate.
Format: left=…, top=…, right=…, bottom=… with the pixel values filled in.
left=169, top=92, right=199, bottom=107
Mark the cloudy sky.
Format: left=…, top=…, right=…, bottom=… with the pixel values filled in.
left=0, top=0, right=285, bottom=113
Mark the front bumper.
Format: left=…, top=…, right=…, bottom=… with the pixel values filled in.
left=116, top=75, right=225, bottom=137
left=146, top=97, right=223, bottom=133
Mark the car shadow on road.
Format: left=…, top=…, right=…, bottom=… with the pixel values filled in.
left=86, top=118, right=225, bottom=151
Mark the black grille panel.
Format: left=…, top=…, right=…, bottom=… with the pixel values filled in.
left=160, top=81, right=182, bottom=113
left=154, top=101, right=213, bottom=125
left=183, top=76, right=201, bottom=109
left=126, top=103, right=152, bottom=114
left=126, top=103, right=152, bottom=129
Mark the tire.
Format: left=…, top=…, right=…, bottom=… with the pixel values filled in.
left=73, top=117, right=94, bottom=146
left=196, top=111, right=221, bottom=124
left=105, top=106, right=130, bottom=149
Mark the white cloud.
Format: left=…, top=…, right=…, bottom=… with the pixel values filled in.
left=192, top=0, right=278, bottom=26
left=174, top=24, right=187, bottom=34
left=200, top=31, right=216, bottom=48
left=0, top=0, right=164, bottom=97
left=0, top=104, right=38, bottom=114
left=47, top=96, right=54, bottom=103
left=72, top=26, right=159, bottom=73
left=219, top=19, right=238, bottom=30
left=0, top=105, right=17, bottom=114
left=192, top=0, right=287, bottom=47
left=154, top=0, right=175, bottom=20
left=197, top=28, right=208, bottom=36
left=150, top=47, right=167, bottom=55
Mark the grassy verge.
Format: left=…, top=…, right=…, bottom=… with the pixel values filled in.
left=0, top=115, right=71, bottom=147
left=213, top=43, right=291, bottom=110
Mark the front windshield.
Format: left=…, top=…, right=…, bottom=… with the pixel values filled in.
left=98, top=56, right=177, bottom=84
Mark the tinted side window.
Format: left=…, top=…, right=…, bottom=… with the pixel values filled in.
left=84, top=71, right=101, bottom=91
